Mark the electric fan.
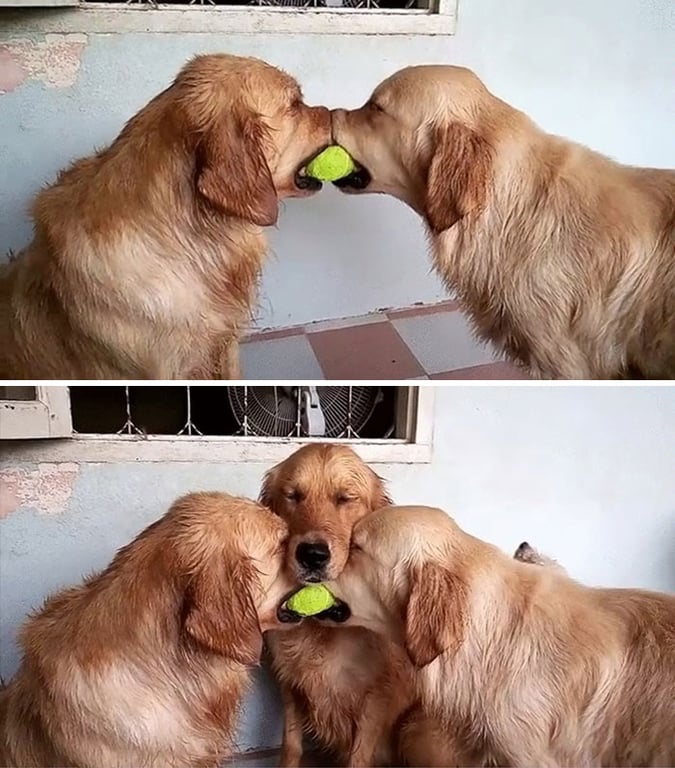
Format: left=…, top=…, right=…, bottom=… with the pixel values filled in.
left=227, top=387, right=382, bottom=438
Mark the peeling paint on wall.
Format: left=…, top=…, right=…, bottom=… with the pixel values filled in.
left=0, top=47, right=26, bottom=95
left=0, top=463, right=79, bottom=517
left=0, top=34, right=87, bottom=94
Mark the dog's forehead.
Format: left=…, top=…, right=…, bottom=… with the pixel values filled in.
left=228, top=504, right=287, bottom=550
left=375, top=65, right=485, bottom=109
left=372, top=72, right=414, bottom=105
left=188, top=55, right=299, bottom=109
left=323, top=451, right=369, bottom=480
left=280, top=446, right=368, bottom=489
left=241, top=62, right=300, bottom=105
left=353, top=508, right=400, bottom=549
left=254, top=68, right=299, bottom=99
left=252, top=507, right=287, bottom=539
left=355, top=505, right=454, bottom=553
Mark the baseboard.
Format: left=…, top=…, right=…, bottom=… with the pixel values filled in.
left=226, top=748, right=336, bottom=766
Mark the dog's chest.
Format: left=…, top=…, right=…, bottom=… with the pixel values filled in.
left=430, top=224, right=572, bottom=373
left=83, top=229, right=264, bottom=376
left=271, top=626, right=384, bottom=696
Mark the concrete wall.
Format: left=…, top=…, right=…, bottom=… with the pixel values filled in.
left=1, top=385, right=674, bottom=751
left=1, top=0, right=674, bottom=329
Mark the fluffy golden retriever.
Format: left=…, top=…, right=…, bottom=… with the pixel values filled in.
left=0, top=54, right=330, bottom=379
left=331, top=66, right=675, bottom=379
left=328, top=505, right=675, bottom=767
left=261, top=444, right=458, bottom=767
left=0, top=492, right=295, bottom=768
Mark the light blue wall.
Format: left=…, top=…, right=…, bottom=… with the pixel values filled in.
left=1, top=385, right=674, bottom=751
left=1, top=0, right=674, bottom=328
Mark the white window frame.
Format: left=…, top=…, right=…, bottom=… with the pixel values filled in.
left=1, top=0, right=457, bottom=36
left=1, top=386, right=434, bottom=464
left=0, top=387, right=73, bottom=440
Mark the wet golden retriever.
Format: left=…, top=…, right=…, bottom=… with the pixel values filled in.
left=329, top=505, right=675, bottom=766
left=0, top=54, right=330, bottom=379
left=261, top=444, right=457, bottom=768
left=0, top=492, right=295, bottom=768
left=332, top=66, right=675, bottom=379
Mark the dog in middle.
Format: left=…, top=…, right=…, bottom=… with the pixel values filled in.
left=261, top=444, right=459, bottom=767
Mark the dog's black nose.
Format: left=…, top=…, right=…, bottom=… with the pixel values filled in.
left=296, top=541, right=331, bottom=570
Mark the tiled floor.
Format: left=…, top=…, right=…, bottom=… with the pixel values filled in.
left=241, top=300, right=529, bottom=380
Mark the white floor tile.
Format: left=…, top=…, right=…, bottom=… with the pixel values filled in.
left=392, top=311, right=499, bottom=374
left=241, top=335, right=324, bottom=380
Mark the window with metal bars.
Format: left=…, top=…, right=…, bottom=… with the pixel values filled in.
left=68, top=386, right=399, bottom=440
left=2, top=0, right=456, bottom=35
left=80, top=0, right=425, bottom=10
left=1, top=386, right=432, bottom=462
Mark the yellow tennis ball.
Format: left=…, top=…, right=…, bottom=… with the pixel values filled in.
left=305, top=146, right=356, bottom=182
left=285, top=584, right=336, bottom=617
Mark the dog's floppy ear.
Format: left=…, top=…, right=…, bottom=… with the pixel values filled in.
left=425, top=123, right=492, bottom=233
left=369, top=469, right=393, bottom=510
left=196, top=115, right=278, bottom=227
left=405, top=561, right=467, bottom=668
left=259, top=465, right=280, bottom=511
left=184, top=558, right=263, bottom=666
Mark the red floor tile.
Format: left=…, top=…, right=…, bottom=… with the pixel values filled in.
left=430, top=361, right=530, bottom=379
left=308, top=322, right=425, bottom=380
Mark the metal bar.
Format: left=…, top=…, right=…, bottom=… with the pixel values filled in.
left=116, top=385, right=138, bottom=435
left=177, top=385, right=203, bottom=436
left=295, top=387, right=302, bottom=437
left=346, top=386, right=354, bottom=438
left=186, top=386, right=192, bottom=436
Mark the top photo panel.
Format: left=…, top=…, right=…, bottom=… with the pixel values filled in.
left=1, top=1, right=673, bottom=381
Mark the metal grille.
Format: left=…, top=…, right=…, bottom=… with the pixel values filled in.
left=69, top=386, right=399, bottom=440
left=83, top=0, right=423, bottom=10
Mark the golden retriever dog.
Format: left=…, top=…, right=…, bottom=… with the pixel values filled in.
left=395, top=541, right=569, bottom=768
left=0, top=54, right=330, bottom=379
left=331, top=66, right=675, bottom=379
left=261, top=444, right=458, bottom=767
left=328, top=505, right=675, bottom=767
left=0, top=492, right=295, bottom=768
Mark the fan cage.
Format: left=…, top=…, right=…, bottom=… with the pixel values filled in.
left=227, top=386, right=381, bottom=438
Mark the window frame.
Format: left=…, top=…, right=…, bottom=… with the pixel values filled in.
left=0, top=0, right=79, bottom=6
left=1, top=0, right=457, bottom=36
left=0, top=387, right=73, bottom=439
left=2, top=386, right=434, bottom=464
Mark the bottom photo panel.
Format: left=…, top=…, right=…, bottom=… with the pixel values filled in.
left=1, top=383, right=674, bottom=768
